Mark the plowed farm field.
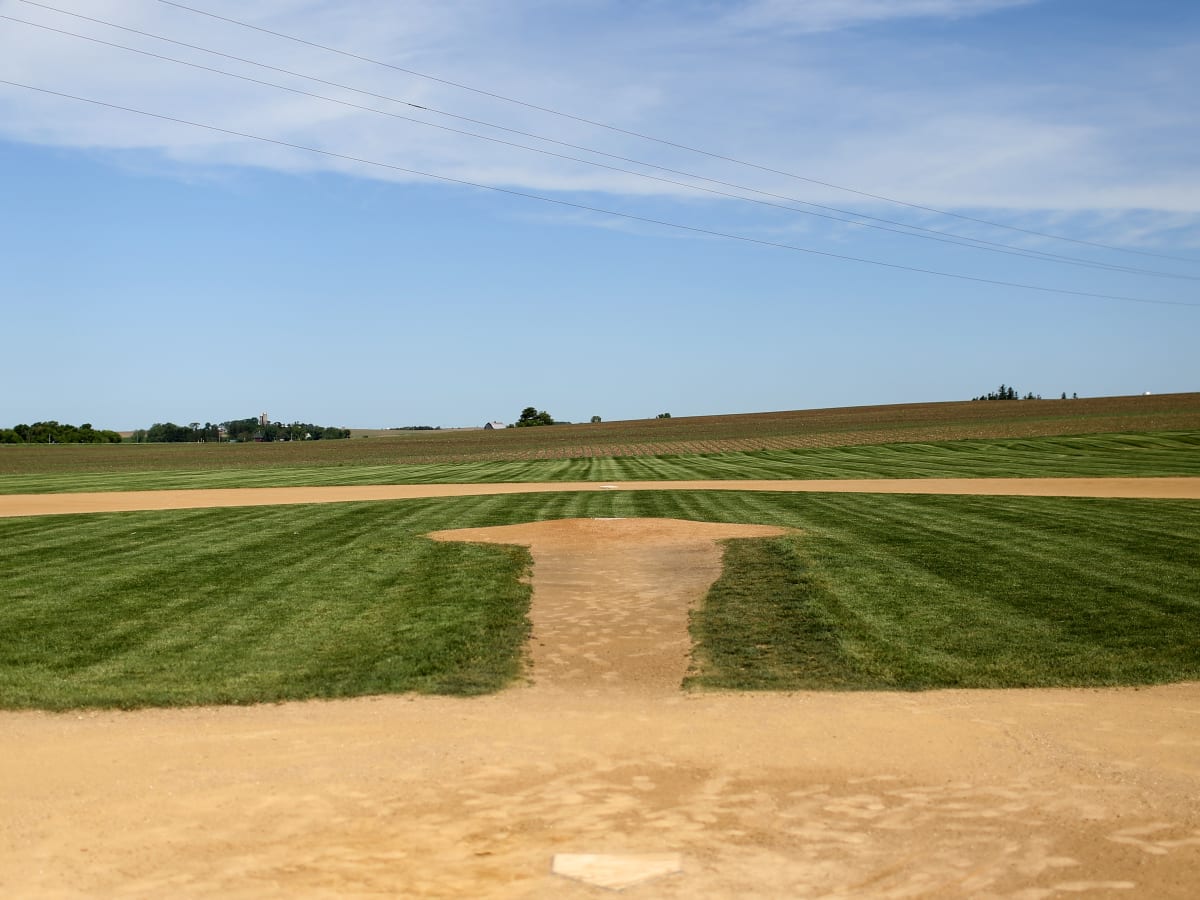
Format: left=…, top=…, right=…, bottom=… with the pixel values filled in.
left=3, top=392, right=1198, bottom=474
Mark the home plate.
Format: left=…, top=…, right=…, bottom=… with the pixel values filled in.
left=552, top=853, right=683, bottom=890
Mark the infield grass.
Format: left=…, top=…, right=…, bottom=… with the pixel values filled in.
left=2, top=490, right=1197, bottom=708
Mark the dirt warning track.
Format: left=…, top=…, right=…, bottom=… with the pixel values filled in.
left=1, top=476, right=1198, bottom=517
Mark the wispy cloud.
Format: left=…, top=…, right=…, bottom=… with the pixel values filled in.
left=723, top=0, right=1038, bottom=34
left=1, top=0, right=1197, bottom=245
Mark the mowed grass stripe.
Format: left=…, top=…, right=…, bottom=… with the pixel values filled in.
left=0, top=500, right=534, bottom=707
left=745, top=494, right=1200, bottom=688
left=2, top=431, right=1198, bottom=494
left=2, top=490, right=1198, bottom=708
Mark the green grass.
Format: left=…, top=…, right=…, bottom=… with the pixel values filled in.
left=2, top=490, right=1198, bottom=708
left=689, top=494, right=1200, bottom=690
left=2, top=430, right=1198, bottom=494
left=0, top=498, right=536, bottom=708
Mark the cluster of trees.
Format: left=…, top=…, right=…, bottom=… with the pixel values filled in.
left=972, top=385, right=1043, bottom=401
left=0, top=421, right=123, bottom=444
left=973, top=385, right=1081, bottom=402
left=512, top=407, right=559, bottom=427
left=131, top=422, right=220, bottom=443
left=510, top=408, right=673, bottom=427
left=222, top=418, right=350, bottom=442
left=130, top=418, right=351, bottom=443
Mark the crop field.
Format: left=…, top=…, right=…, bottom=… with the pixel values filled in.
left=3, top=392, right=1199, bottom=477
left=1, top=394, right=1198, bottom=710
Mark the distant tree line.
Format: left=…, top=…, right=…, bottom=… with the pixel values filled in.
left=222, top=418, right=351, bottom=442
left=130, top=417, right=351, bottom=443
left=972, top=384, right=1044, bottom=401
left=389, top=425, right=442, bottom=431
left=131, top=422, right=218, bottom=443
left=0, top=421, right=123, bottom=444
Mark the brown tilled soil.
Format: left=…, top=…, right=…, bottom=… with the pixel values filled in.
left=2, top=487, right=1199, bottom=897
left=7, top=393, right=1199, bottom=472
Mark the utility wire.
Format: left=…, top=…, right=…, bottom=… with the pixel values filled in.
left=2, top=78, right=1194, bottom=308
left=9, top=4, right=1194, bottom=283
left=10, top=13, right=1193, bottom=283
left=145, top=0, right=1199, bottom=266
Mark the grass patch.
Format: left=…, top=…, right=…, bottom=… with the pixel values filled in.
left=687, top=536, right=859, bottom=690
left=2, top=430, right=1198, bottom=494
left=0, top=499, right=535, bottom=708
left=2, top=490, right=1198, bottom=708
left=691, top=494, right=1200, bottom=690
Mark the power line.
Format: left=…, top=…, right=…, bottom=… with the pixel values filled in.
left=7, top=5, right=1194, bottom=283
left=7, top=15, right=1190, bottom=282
left=2, top=78, right=1195, bottom=309
left=146, top=0, right=1199, bottom=266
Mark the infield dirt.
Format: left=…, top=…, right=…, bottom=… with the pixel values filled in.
left=1, top=486, right=1198, bottom=896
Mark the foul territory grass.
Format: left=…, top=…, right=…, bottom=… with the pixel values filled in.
left=2, top=490, right=1198, bottom=708
left=1, top=430, right=1198, bottom=494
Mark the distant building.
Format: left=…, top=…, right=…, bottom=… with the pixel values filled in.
left=483, top=421, right=506, bottom=430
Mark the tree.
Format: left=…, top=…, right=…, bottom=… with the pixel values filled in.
left=590, top=415, right=602, bottom=423
left=515, top=407, right=555, bottom=427
left=657, top=412, right=671, bottom=419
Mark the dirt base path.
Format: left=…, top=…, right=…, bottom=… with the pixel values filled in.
left=3, top=487, right=1199, bottom=896
left=1, top=476, right=1198, bottom=518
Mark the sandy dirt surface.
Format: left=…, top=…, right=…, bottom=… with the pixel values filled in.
left=430, top=518, right=790, bottom=694
left=1, top=476, right=1199, bottom=518
left=3, top=680, right=1198, bottom=896
left=3, top=496, right=1199, bottom=897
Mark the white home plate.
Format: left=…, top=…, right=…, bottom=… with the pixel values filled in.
left=552, top=853, right=683, bottom=890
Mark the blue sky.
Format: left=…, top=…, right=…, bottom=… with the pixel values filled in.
left=2, top=0, right=1197, bottom=429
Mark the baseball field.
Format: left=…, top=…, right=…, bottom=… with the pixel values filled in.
left=2, top=394, right=1198, bottom=896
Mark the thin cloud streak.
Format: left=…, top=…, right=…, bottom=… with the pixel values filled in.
left=724, top=0, right=1038, bottom=33
left=0, top=0, right=1197, bottom=245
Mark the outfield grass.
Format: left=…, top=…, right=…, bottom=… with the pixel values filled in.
left=1, top=431, right=1198, bottom=494
left=2, top=490, right=1197, bottom=708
